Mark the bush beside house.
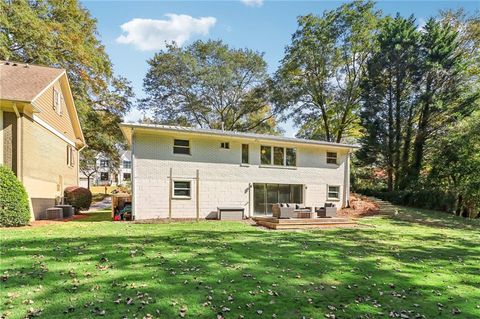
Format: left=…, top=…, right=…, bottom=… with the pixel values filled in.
left=0, top=165, right=31, bottom=227
left=64, top=186, right=92, bottom=213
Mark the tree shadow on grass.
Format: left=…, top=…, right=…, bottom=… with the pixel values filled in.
left=379, top=205, right=480, bottom=230
left=1, top=224, right=479, bottom=319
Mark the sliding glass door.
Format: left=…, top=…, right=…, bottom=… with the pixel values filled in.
left=253, top=183, right=303, bottom=215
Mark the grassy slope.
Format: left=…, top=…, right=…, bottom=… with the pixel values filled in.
left=1, top=207, right=479, bottom=319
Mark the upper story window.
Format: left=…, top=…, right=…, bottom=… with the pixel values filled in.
left=286, top=148, right=297, bottom=166
left=53, top=87, right=63, bottom=115
left=66, top=145, right=74, bottom=167
left=273, top=147, right=284, bottom=165
left=261, top=146, right=272, bottom=165
left=123, top=160, right=132, bottom=169
left=173, top=139, right=190, bottom=155
left=100, top=159, right=109, bottom=168
left=326, top=152, right=338, bottom=164
left=242, top=144, right=249, bottom=164
left=261, top=146, right=297, bottom=167
left=220, top=142, right=230, bottom=149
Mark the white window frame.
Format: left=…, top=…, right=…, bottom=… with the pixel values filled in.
left=241, top=144, right=249, bottom=164
left=123, top=173, right=131, bottom=181
left=172, top=180, right=191, bottom=199
left=326, top=152, right=338, bottom=165
left=123, top=160, right=132, bottom=169
left=53, top=87, right=62, bottom=115
left=220, top=142, right=230, bottom=149
left=100, top=172, right=109, bottom=181
left=66, top=145, right=74, bottom=167
left=173, top=139, right=191, bottom=155
left=100, top=159, right=109, bottom=168
left=260, top=145, right=297, bottom=167
left=327, top=185, right=340, bottom=201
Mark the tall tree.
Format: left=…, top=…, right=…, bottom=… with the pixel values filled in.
left=274, top=0, right=379, bottom=142
left=0, top=0, right=134, bottom=162
left=140, top=40, right=278, bottom=133
left=409, top=18, right=465, bottom=183
left=358, top=15, right=421, bottom=190
left=358, top=12, right=479, bottom=193
left=427, top=110, right=480, bottom=218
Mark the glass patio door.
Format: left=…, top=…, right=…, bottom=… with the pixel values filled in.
left=253, top=183, right=303, bottom=215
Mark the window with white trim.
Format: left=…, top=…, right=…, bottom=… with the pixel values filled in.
left=242, top=144, right=249, bottom=164
left=173, top=181, right=191, bottom=198
left=327, top=185, right=340, bottom=200
left=66, top=145, right=74, bottom=167
left=123, top=173, right=131, bottom=181
left=220, top=142, right=230, bottom=149
left=260, top=146, right=297, bottom=167
left=173, top=139, right=190, bottom=155
left=53, top=87, right=62, bottom=115
left=123, top=160, right=132, bottom=169
left=100, top=159, right=109, bottom=168
left=326, top=152, right=338, bottom=164
left=100, top=172, right=109, bottom=181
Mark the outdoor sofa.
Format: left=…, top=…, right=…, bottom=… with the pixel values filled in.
left=272, top=203, right=313, bottom=219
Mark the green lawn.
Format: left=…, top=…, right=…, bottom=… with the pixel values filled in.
left=1, top=207, right=479, bottom=319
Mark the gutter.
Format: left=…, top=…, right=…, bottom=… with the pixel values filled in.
left=119, top=123, right=360, bottom=150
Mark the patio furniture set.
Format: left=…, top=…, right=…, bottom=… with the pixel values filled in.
left=272, top=203, right=337, bottom=219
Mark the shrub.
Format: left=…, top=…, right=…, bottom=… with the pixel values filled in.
left=0, top=165, right=31, bottom=227
left=64, top=186, right=92, bottom=213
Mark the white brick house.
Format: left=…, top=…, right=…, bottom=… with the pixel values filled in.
left=119, top=124, right=359, bottom=220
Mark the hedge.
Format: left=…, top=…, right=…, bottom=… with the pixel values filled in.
left=357, top=188, right=457, bottom=213
left=0, top=165, right=31, bottom=227
left=64, top=186, right=92, bottom=213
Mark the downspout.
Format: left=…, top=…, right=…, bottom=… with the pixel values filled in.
left=12, top=103, right=22, bottom=182
left=13, top=103, right=33, bottom=219
left=131, top=128, right=136, bottom=220
left=343, top=150, right=351, bottom=208
left=77, top=143, right=87, bottom=188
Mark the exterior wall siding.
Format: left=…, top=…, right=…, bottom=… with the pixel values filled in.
left=2, top=111, right=17, bottom=173
left=32, top=80, right=77, bottom=142
left=133, top=132, right=349, bottom=220
left=22, top=116, right=78, bottom=218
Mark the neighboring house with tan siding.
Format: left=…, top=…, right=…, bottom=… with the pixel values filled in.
left=0, top=61, right=85, bottom=219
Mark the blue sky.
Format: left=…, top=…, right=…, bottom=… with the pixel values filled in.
left=82, top=0, right=478, bottom=136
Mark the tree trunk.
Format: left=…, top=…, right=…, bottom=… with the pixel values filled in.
left=456, top=194, right=463, bottom=216
left=399, top=104, right=413, bottom=189
left=387, top=80, right=395, bottom=192
left=393, top=74, right=402, bottom=190
left=411, top=78, right=432, bottom=184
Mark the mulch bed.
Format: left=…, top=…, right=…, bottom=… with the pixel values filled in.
left=27, top=214, right=90, bottom=227
left=337, top=193, right=381, bottom=218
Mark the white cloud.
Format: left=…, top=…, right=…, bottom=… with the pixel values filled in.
left=116, top=14, right=217, bottom=51
left=241, top=0, right=264, bottom=7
